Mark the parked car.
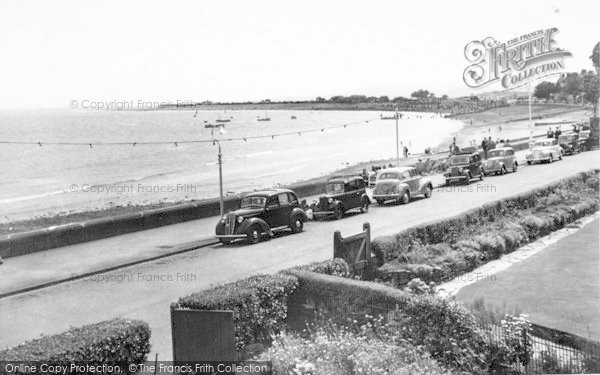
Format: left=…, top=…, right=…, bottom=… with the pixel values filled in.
left=372, top=167, right=433, bottom=205
left=558, top=133, right=581, bottom=155
left=483, top=146, right=518, bottom=175
left=215, top=189, right=307, bottom=245
left=526, top=138, right=563, bottom=164
left=443, top=151, right=485, bottom=185
left=312, top=176, right=370, bottom=220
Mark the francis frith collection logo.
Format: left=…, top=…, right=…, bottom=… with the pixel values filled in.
left=463, top=28, right=572, bottom=90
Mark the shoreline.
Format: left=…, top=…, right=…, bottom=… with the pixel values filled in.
left=0, top=104, right=590, bottom=236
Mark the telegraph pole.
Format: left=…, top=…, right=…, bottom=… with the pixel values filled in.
left=395, top=107, right=400, bottom=166
left=211, top=128, right=224, bottom=217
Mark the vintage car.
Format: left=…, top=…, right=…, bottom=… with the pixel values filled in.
left=482, top=146, right=518, bottom=175
left=558, top=133, right=581, bottom=155
left=215, top=189, right=307, bottom=245
left=372, top=167, right=433, bottom=205
left=312, top=175, right=370, bottom=220
left=443, top=151, right=485, bottom=185
left=526, top=138, right=563, bottom=164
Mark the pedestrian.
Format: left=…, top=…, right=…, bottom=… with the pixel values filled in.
left=554, top=127, right=562, bottom=139
left=547, top=127, right=554, bottom=138
left=488, top=136, right=495, bottom=150
left=481, top=138, right=488, bottom=159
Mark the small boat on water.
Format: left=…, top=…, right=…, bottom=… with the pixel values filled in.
left=380, top=113, right=401, bottom=120
left=216, top=118, right=231, bottom=123
left=205, top=123, right=225, bottom=129
left=291, top=115, right=297, bottom=119
left=257, top=113, right=271, bottom=122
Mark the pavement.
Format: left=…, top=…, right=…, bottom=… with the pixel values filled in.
left=0, top=150, right=597, bottom=360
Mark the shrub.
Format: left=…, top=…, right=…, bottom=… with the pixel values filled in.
left=285, top=270, right=487, bottom=374
left=0, top=318, right=150, bottom=364
left=176, top=274, right=298, bottom=351
left=259, top=323, right=451, bottom=375
left=371, top=235, right=397, bottom=264
left=284, top=258, right=350, bottom=277
left=517, top=215, right=547, bottom=240
left=473, top=232, right=506, bottom=260
left=586, top=177, right=599, bottom=192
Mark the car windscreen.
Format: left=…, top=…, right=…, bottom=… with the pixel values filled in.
left=535, top=141, right=552, bottom=147
left=449, top=157, right=469, bottom=164
left=240, top=196, right=266, bottom=208
left=487, top=150, right=505, bottom=158
left=326, top=183, right=344, bottom=194
left=558, top=135, right=572, bottom=143
left=378, top=173, right=400, bottom=180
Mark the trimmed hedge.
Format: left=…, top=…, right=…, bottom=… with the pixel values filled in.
left=283, top=258, right=351, bottom=277
left=0, top=318, right=150, bottom=364
left=175, top=274, right=298, bottom=351
left=284, top=270, right=488, bottom=373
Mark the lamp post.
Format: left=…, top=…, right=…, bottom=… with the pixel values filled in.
left=210, top=128, right=224, bottom=217
left=395, top=107, right=400, bottom=166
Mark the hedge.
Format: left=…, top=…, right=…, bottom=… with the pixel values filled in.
left=284, top=270, right=489, bottom=373
left=0, top=318, right=150, bottom=365
left=282, top=258, right=351, bottom=277
left=175, top=274, right=298, bottom=351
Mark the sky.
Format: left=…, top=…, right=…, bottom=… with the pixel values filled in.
left=0, top=0, right=598, bottom=109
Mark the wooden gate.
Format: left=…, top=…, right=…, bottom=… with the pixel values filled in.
left=333, top=222, right=373, bottom=280
left=170, top=305, right=235, bottom=361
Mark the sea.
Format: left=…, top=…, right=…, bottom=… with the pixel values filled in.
left=0, top=109, right=463, bottom=221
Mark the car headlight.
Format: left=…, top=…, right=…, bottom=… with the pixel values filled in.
left=328, top=197, right=333, bottom=204
left=220, top=216, right=226, bottom=223
left=237, top=216, right=244, bottom=224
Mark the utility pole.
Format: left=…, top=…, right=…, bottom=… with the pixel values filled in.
left=211, top=128, right=224, bottom=217
left=395, top=107, right=400, bottom=166
left=528, top=80, right=533, bottom=149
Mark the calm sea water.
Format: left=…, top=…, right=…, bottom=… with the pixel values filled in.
left=0, top=109, right=463, bottom=220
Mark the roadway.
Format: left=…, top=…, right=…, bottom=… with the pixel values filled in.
left=0, top=150, right=598, bottom=360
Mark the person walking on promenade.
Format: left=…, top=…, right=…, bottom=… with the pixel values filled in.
left=488, top=136, right=495, bottom=150
left=481, top=138, right=489, bottom=159
left=554, top=127, right=562, bottom=139
left=547, top=127, right=554, bottom=138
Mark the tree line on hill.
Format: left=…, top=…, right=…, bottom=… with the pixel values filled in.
left=534, top=42, right=599, bottom=115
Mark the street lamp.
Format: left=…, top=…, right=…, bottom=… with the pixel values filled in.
left=210, top=128, right=224, bottom=217
left=395, top=107, right=400, bottom=166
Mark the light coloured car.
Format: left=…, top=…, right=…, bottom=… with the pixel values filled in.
left=483, top=147, right=518, bottom=175
left=526, top=139, right=563, bottom=164
left=372, top=167, right=433, bottom=205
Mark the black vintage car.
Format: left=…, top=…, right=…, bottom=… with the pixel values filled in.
left=312, top=176, right=370, bottom=220
left=215, top=189, right=307, bottom=245
left=443, top=150, right=485, bottom=185
left=558, top=133, right=581, bottom=155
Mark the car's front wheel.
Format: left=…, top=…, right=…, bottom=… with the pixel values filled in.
left=246, top=225, right=261, bottom=244
left=400, top=191, right=410, bottom=205
left=360, top=199, right=369, bottom=213
left=291, top=217, right=304, bottom=233
left=220, top=238, right=232, bottom=246
left=376, top=199, right=384, bottom=205
left=424, top=185, right=432, bottom=198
